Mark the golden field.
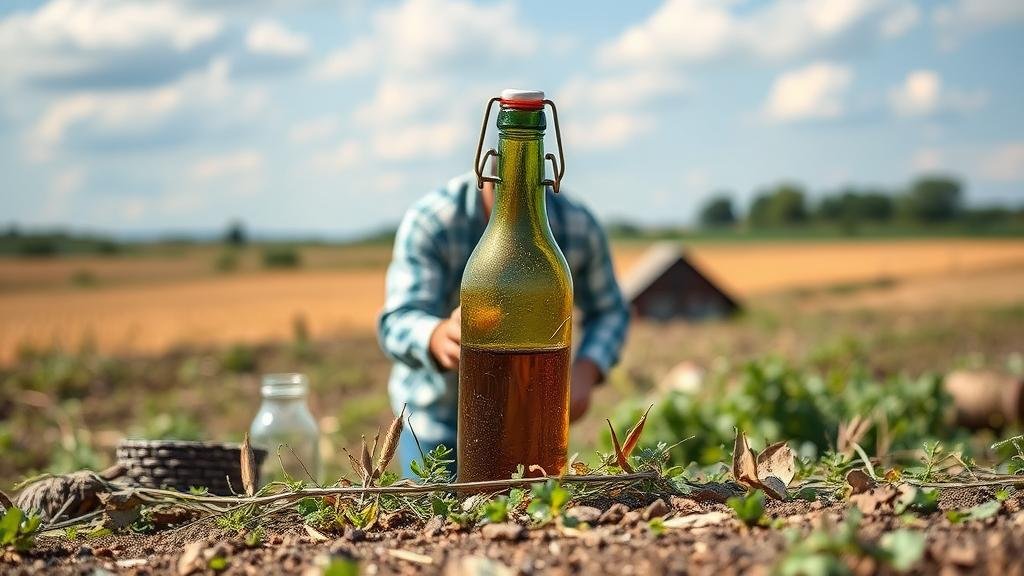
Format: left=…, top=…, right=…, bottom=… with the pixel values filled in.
left=1, top=239, right=1022, bottom=363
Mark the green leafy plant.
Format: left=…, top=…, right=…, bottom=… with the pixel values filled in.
left=727, top=489, right=767, bottom=527
left=0, top=507, right=41, bottom=552
left=777, top=511, right=925, bottom=575
left=216, top=504, right=260, bottom=534
left=409, top=444, right=455, bottom=484
left=526, top=480, right=571, bottom=526
left=945, top=500, right=1001, bottom=524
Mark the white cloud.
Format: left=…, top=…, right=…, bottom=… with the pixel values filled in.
left=372, top=121, right=467, bottom=161
left=354, top=77, right=450, bottom=126
left=314, top=0, right=537, bottom=80
left=191, top=150, right=263, bottom=180
left=889, top=70, right=940, bottom=117
left=763, top=62, right=853, bottom=122
left=600, top=0, right=891, bottom=67
left=980, top=142, right=1024, bottom=182
left=311, top=140, right=362, bottom=172
left=289, top=116, right=340, bottom=144
left=557, top=70, right=685, bottom=111
left=888, top=70, right=988, bottom=118
left=28, top=58, right=264, bottom=160
left=246, top=19, right=310, bottom=58
left=0, top=0, right=223, bottom=87
left=880, top=2, right=920, bottom=38
left=934, top=0, right=1024, bottom=47
left=912, top=148, right=944, bottom=172
left=565, top=113, right=654, bottom=151
left=313, top=38, right=374, bottom=81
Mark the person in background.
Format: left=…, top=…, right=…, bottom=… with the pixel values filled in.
left=378, top=172, right=630, bottom=477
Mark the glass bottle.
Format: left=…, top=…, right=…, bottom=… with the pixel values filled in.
left=249, top=373, right=320, bottom=485
left=458, top=89, right=573, bottom=482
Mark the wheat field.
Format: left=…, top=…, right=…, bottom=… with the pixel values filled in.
left=1, top=239, right=1022, bottom=363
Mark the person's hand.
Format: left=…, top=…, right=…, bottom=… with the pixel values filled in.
left=428, top=307, right=461, bottom=371
left=569, top=358, right=602, bottom=423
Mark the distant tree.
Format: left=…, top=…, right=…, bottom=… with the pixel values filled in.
left=816, top=189, right=895, bottom=225
left=748, top=183, right=808, bottom=227
left=903, top=176, right=962, bottom=223
left=605, top=219, right=644, bottom=238
left=698, top=194, right=737, bottom=228
left=224, top=220, right=247, bottom=246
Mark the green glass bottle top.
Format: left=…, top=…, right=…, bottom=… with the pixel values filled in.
left=458, top=90, right=573, bottom=482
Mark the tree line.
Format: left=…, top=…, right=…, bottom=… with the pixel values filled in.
left=696, top=175, right=1022, bottom=232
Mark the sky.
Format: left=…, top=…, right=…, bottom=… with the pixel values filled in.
left=1, top=0, right=1023, bottom=237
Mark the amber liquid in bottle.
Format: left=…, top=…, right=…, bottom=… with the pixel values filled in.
left=458, top=346, right=570, bottom=481
left=458, top=92, right=573, bottom=482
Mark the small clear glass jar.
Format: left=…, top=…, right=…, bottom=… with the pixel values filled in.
left=249, top=373, right=320, bottom=486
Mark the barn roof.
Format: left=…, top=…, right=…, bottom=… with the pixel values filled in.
left=619, top=242, right=740, bottom=312
left=620, top=242, right=690, bottom=301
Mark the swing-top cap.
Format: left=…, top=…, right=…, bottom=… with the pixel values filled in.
left=500, top=89, right=545, bottom=110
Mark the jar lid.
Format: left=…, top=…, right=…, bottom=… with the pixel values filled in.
left=261, top=373, right=308, bottom=398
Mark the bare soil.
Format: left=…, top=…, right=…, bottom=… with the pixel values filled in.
left=4, top=488, right=1023, bottom=575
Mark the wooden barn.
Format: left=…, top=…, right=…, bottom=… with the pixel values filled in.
left=619, top=243, right=740, bottom=321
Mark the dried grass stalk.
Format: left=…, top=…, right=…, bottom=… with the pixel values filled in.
left=240, top=433, right=257, bottom=497
left=375, top=404, right=406, bottom=479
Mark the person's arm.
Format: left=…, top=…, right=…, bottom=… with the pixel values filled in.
left=378, top=206, right=452, bottom=371
left=569, top=210, right=631, bottom=419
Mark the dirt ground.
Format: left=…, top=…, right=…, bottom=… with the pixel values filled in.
left=4, top=487, right=1023, bottom=575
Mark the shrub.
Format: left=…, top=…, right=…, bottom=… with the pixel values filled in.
left=261, top=246, right=301, bottom=269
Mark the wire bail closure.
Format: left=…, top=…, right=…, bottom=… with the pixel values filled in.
left=473, top=97, right=566, bottom=193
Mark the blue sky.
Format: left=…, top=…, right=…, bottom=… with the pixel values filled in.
left=1, top=0, right=1022, bottom=237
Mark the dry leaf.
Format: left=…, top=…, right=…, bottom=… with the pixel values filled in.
left=376, top=404, right=405, bottom=478
left=731, top=428, right=759, bottom=488
left=621, top=404, right=653, bottom=458
left=240, top=433, right=256, bottom=497
left=846, top=469, right=878, bottom=495
left=571, top=461, right=591, bottom=476
left=388, top=549, right=433, bottom=564
left=662, top=511, right=732, bottom=529
left=606, top=419, right=635, bottom=473
left=756, top=441, right=796, bottom=487
left=0, top=489, right=12, bottom=510
left=304, top=525, right=330, bottom=542
left=760, top=476, right=788, bottom=500
left=359, top=436, right=373, bottom=484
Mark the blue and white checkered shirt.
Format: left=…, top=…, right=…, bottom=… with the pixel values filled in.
left=378, top=173, right=630, bottom=442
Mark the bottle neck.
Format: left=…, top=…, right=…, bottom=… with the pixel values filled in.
left=490, top=107, right=549, bottom=235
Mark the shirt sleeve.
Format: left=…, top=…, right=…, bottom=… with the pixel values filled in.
left=377, top=204, right=449, bottom=371
left=573, top=210, right=631, bottom=379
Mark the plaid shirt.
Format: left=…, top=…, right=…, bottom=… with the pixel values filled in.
left=378, top=173, right=630, bottom=437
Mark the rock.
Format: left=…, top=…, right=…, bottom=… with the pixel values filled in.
left=444, top=556, right=514, bottom=576
left=345, top=527, right=366, bottom=542
left=598, top=503, right=628, bottom=525
left=76, top=546, right=93, bottom=557
left=481, top=522, right=525, bottom=541
left=92, top=547, right=114, bottom=558
left=424, top=515, right=446, bottom=537
left=643, top=499, right=670, bottom=520
left=622, top=510, right=643, bottom=526
left=565, top=506, right=602, bottom=524
left=176, top=541, right=204, bottom=576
